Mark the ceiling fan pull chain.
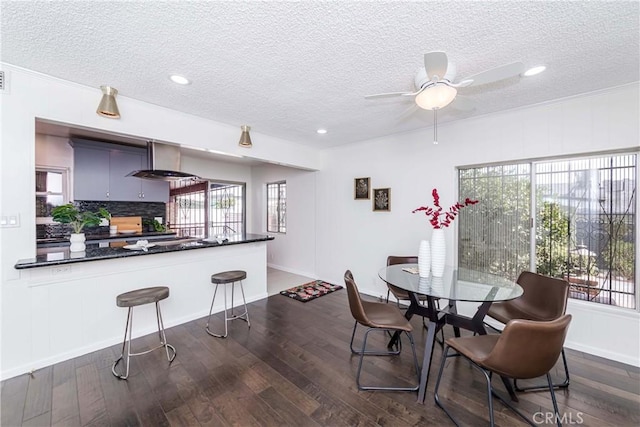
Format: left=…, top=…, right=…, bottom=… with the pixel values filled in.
left=433, top=109, right=438, bottom=145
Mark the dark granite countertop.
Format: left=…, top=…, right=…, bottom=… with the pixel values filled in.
left=16, top=234, right=275, bottom=269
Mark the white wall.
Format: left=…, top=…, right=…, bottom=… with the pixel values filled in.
left=251, top=164, right=317, bottom=277
left=313, top=84, right=640, bottom=366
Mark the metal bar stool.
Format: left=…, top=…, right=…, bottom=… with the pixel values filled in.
left=206, top=270, right=250, bottom=338
left=112, top=286, right=176, bottom=380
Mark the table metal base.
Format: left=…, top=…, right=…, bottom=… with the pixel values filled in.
left=388, top=292, right=518, bottom=403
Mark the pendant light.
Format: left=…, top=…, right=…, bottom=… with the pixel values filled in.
left=96, top=86, right=120, bottom=119
left=238, top=125, right=252, bottom=148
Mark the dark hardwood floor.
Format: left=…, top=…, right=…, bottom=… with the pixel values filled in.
left=2, top=290, right=639, bottom=426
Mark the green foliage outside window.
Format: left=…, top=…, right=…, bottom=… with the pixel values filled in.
left=535, top=202, right=570, bottom=278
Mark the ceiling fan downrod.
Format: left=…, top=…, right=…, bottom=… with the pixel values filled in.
left=433, top=109, right=438, bottom=145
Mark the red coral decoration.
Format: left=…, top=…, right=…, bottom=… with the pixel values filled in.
left=412, top=188, right=479, bottom=229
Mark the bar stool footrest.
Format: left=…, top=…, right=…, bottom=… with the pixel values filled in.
left=112, top=343, right=176, bottom=380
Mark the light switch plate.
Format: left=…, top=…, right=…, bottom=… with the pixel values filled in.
left=0, top=213, right=20, bottom=227
left=154, top=217, right=163, bottom=224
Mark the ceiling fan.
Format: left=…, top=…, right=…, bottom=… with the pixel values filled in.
left=365, top=51, right=525, bottom=111
left=365, top=52, right=525, bottom=144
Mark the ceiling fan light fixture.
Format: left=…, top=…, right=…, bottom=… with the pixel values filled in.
left=414, top=83, right=457, bottom=110
left=523, top=65, right=546, bottom=77
left=238, top=125, right=252, bottom=148
left=96, top=86, right=120, bottom=119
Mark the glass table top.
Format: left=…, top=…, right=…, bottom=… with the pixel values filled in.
left=378, top=264, right=523, bottom=303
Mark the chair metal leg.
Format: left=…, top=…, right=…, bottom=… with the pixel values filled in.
left=156, top=301, right=177, bottom=364
left=355, top=327, right=419, bottom=391
left=350, top=322, right=400, bottom=355
left=232, top=280, right=251, bottom=326
left=112, top=302, right=176, bottom=380
left=206, top=282, right=229, bottom=338
left=514, top=348, right=570, bottom=391
left=207, top=281, right=250, bottom=338
left=547, top=373, right=563, bottom=427
left=482, top=369, right=495, bottom=426
left=405, top=331, right=421, bottom=385
left=112, top=307, right=134, bottom=380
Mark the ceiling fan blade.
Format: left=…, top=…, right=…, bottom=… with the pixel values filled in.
left=424, top=51, right=448, bottom=81
left=449, top=95, right=475, bottom=112
left=365, top=91, right=416, bottom=99
left=461, top=62, right=525, bottom=87
left=397, top=103, right=420, bottom=122
left=450, top=79, right=473, bottom=88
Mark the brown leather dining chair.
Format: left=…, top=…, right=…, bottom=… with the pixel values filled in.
left=486, top=271, right=571, bottom=391
left=344, top=270, right=420, bottom=391
left=435, top=315, right=572, bottom=427
left=385, top=255, right=433, bottom=329
left=385, top=255, right=421, bottom=306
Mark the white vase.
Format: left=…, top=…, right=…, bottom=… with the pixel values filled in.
left=431, top=276, right=445, bottom=296
left=431, top=228, right=446, bottom=277
left=69, top=233, right=86, bottom=252
left=418, top=240, right=431, bottom=277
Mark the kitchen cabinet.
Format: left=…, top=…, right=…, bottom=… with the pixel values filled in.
left=139, top=167, right=170, bottom=202
left=72, top=140, right=169, bottom=202
left=73, top=144, right=110, bottom=200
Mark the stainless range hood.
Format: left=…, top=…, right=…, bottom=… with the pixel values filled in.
left=128, top=141, right=200, bottom=181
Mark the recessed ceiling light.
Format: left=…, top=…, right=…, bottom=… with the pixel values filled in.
left=316, top=129, right=327, bottom=134
left=170, top=75, right=191, bottom=85
left=523, top=66, right=546, bottom=77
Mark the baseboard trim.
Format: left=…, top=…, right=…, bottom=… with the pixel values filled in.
left=267, top=263, right=316, bottom=279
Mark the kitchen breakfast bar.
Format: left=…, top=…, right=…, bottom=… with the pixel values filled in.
left=7, top=234, right=274, bottom=379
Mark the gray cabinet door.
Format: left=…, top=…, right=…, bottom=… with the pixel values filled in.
left=141, top=179, right=170, bottom=202
left=74, top=146, right=110, bottom=201
left=109, top=150, right=143, bottom=201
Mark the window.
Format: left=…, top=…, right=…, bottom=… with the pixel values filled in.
left=210, top=182, right=245, bottom=236
left=267, top=181, right=286, bottom=233
left=167, top=179, right=245, bottom=238
left=458, top=152, right=637, bottom=309
left=35, top=167, right=68, bottom=224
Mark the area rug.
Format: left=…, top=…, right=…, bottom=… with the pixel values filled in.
left=280, top=280, right=343, bottom=303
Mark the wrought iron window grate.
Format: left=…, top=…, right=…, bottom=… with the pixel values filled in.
left=167, top=179, right=245, bottom=239
left=458, top=153, right=636, bottom=309
left=267, top=181, right=286, bottom=233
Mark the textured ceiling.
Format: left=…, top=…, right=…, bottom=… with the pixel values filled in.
left=2, top=1, right=639, bottom=149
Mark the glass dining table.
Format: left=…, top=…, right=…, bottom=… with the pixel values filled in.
left=378, top=264, right=524, bottom=403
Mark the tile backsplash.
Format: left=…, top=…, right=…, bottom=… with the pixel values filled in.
left=37, top=201, right=166, bottom=238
